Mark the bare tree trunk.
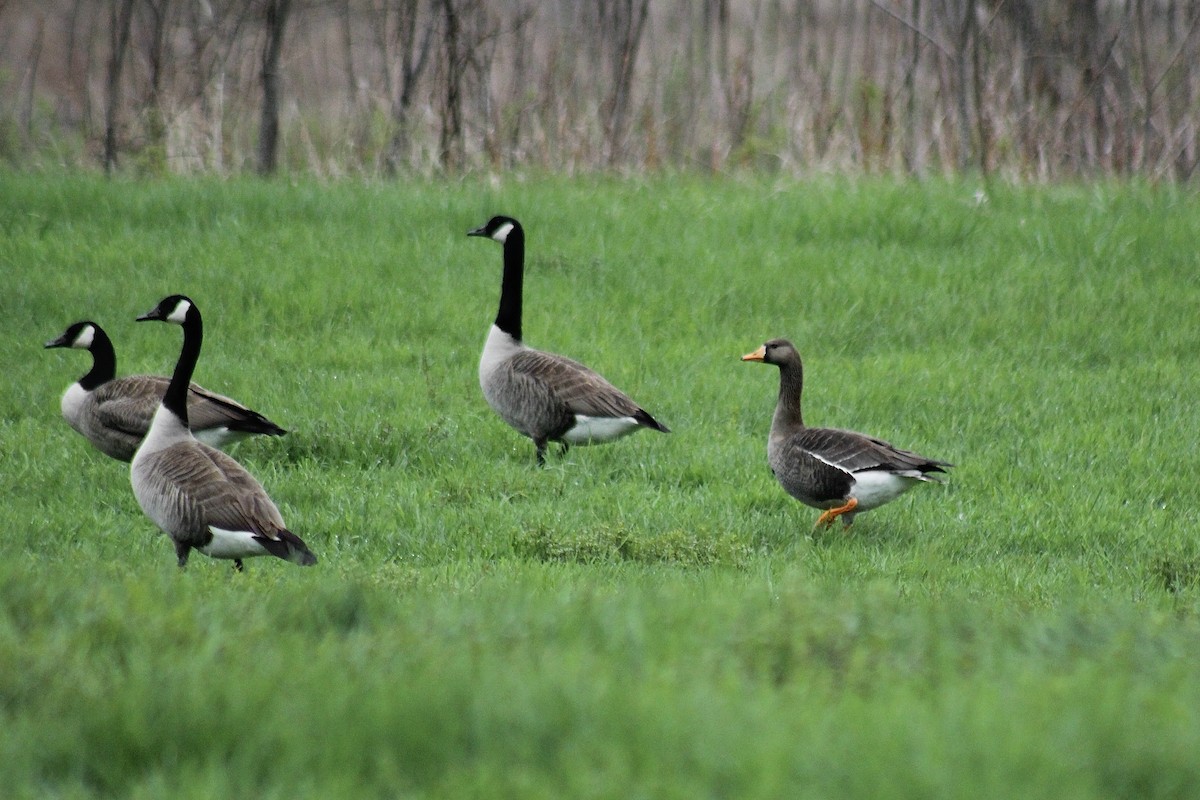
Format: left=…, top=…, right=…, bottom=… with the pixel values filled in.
left=383, top=1, right=434, bottom=175
left=20, top=13, right=44, bottom=140
left=970, top=0, right=988, bottom=175
left=257, top=0, right=293, bottom=176
left=437, top=0, right=463, bottom=172
left=953, top=0, right=976, bottom=172
left=57, top=0, right=87, bottom=126
left=858, top=2, right=885, bottom=168
left=829, top=2, right=862, bottom=163
left=904, top=0, right=922, bottom=174
left=1175, top=1, right=1199, bottom=179
left=1135, top=0, right=1153, bottom=172
left=709, top=0, right=729, bottom=165
left=82, top=3, right=100, bottom=142
left=504, top=4, right=535, bottom=167
left=719, top=0, right=757, bottom=162
left=64, top=0, right=85, bottom=103
left=995, top=0, right=1061, bottom=171
left=467, top=7, right=501, bottom=169
left=604, top=0, right=650, bottom=167
left=338, top=0, right=358, bottom=100
left=143, top=0, right=173, bottom=167
left=103, top=0, right=136, bottom=174
left=792, top=0, right=826, bottom=166
left=696, top=1, right=714, bottom=167
left=1073, top=0, right=1105, bottom=174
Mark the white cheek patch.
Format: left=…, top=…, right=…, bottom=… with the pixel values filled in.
left=166, top=300, right=192, bottom=324
left=492, top=221, right=514, bottom=243
left=72, top=325, right=96, bottom=349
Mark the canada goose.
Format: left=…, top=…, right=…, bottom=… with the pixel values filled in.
left=131, top=296, right=316, bottom=570
left=468, top=215, right=669, bottom=465
left=45, top=320, right=286, bottom=462
left=742, top=338, right=951, bottom=528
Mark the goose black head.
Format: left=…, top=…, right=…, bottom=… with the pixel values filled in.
left=741, top=338, right=799, bottom=366
left=45, top=321, right=100, bottom=350
left=468, top=216, right=522, bottom=244
left=137, top=295, right=196, bottom=326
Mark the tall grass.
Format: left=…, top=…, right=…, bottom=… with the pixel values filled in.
left=2, top=173, right=1200, bottom=797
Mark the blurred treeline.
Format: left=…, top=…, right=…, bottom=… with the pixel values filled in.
left=1, top=0, right=1196, bottom=180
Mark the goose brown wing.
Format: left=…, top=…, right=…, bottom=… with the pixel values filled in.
left=797, top=427, right=949, bottom=475
left=509, top=349, right=646, bottom=419
left=91, top=376, right=165, bottom=437
left=195, top=444, right=289, bottom=534
left=770, top=432, right=856, bottom=503
left=185, top=383, right=285, bottom=435
left=90, top=376, right=283, bottom=445
left=147, top=442, right=287, bottom=536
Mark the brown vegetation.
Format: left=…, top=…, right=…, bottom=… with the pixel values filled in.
left=0, top=0, right=1196, bottom=179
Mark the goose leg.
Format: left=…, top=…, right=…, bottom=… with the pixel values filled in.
left=814, top=497, right=859, bottom=529
left=174, top=541, right=191, bottom=568
left=233, top=559, right=245, bottom=573
left=534, top=438, right=548, bottom=467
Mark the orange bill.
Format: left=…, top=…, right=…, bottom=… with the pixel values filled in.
left=741, top=345, right=767, bottom=362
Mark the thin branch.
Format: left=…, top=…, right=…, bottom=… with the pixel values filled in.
left=867, top=0, right=952, bottom=60
left=1148, top=8, right=1200, bottom=97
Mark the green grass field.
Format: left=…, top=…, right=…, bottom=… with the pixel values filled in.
left=2, top=173, right=1200, bottom=798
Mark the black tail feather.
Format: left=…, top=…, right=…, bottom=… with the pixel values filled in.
left=255, top=529, right=318, bottom=566
left=227, top=410, right=287, bottom=437
left=635, top=408, right=670, bottom=434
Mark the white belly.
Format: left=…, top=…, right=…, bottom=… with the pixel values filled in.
left=199, top=527, right=270, bottom=560
left=849, top=470, right=922, bottom=510
left=561, top=414, right=642, bottom=445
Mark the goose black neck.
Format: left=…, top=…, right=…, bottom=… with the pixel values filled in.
left=79, top=327, right=117, bottom=390
left=163, top=310, right=203, bottom=427
left=494, top=226, right=524, bottom=342
left=774, top=358, right=805, bottom=430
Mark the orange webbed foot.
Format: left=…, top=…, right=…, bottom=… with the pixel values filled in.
left=813, top=498, right=859, bottom=530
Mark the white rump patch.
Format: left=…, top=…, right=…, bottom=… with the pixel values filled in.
left=849, top=469, right=922, bottom=511
left=193, top=425, right=241, bottom=449
left=200, top=527, right=270, bottom=560
left=166, top=299, right=192, bottom=324
left=491, top=221, right=515, bottom=243
left=72, top=324, right=96, bottom=349
left=562, top=414, right=642, bottom=445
